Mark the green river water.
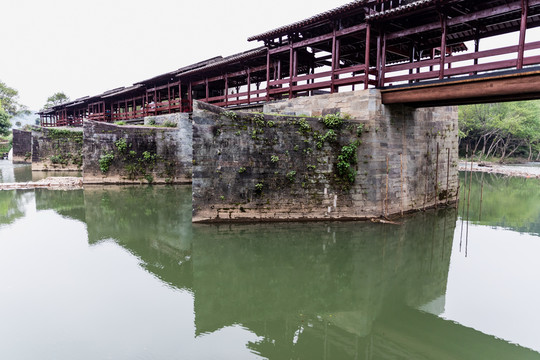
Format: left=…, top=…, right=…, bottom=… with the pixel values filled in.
left=1, top=160, right=540, bottom=359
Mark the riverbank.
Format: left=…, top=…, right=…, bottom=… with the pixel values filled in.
left=459, top=161, right=540, bottom=178
left=0, top=177, right=83, bottom=190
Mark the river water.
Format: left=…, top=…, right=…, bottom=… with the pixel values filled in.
left=1, top=160, right=540, bottom=359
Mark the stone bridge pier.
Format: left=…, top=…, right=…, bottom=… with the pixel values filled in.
left=192, top=89, right=459, bottom=222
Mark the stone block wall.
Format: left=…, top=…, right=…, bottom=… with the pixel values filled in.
left=83, top=119, right=192, bottom=184
left=144, top=112, right=190, bottom=127
left=192, top=89, right=459, bottom=222
left=31, top=127, right=83, bottom=171
left=12, top=129, right=32, bottom=164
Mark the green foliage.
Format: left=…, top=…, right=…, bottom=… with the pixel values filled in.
left=314, top=129, right=337, bottom=149
left=223, top=111, right=238, bottom=120
left=0, top=81, right=28, bottom=116
left=459, top=101, right=540, bottom=162
left=356, top=124, right=364, bottom=137
left=286, top=170, right=297, bottom=183
left=49, top=154, right=66, bottom=165
left=270, top=155, right=279, bottom=163
left=99, top=152, right=114, bottom=173
left=161, top=120, right=177, bottom=128
left=255, top=182, right=264, bottom=192
left=0, top=106, right=11, bottom=137
left=267, top=120, right=275, bottom=128
left=147, top=119, right=156, bottom=125
left=115, top=121, right=127, bottom=125
left=47, top=128, right=83, bottom=143
left=297, top=118, right=311, bottom=134
left=336, top=141, right=360, bottom=185
left=253, top=113, right=266, bottom=127
left=43, top=92, right=69, bottom=109
left=238, top=167, right=246, bottom=173
left=114, top=138, right=129, bottom=153
left=321, top=113, right=344, bottom=129
left=144, top=174, right=154, bottom=184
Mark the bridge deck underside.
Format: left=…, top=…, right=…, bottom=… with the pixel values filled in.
left=380, top=68, right=540, bottom=107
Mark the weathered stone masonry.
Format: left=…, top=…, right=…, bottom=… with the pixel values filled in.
left=83, top=116, right=192, bottom=184
left=12, top=129, right=32, bottom=164
left=31, top=127, right=83, bottom=171
left=192, top=89, right=459, bottom=222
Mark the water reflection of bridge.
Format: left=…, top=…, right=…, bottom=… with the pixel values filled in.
left=5, top=186, right=539, bottom=359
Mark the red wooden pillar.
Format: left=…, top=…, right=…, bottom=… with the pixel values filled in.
left=439, top=13, right=447, bottom=80
left=331, top=27, right=337, bottom=93
left=205, top=78, right=209, bottom=102
left=225, top=74, right=229, bottom=107
left=188, top=82, right=192, bottom=112
left=289, top=44, right=294, bottom=99
left=167, top=84, right=171, bottom=113
left=266, top=50, right=271, bottom=101
left=377, top=31, right=387, bottom=87
left=364, top=24, right=371, bottom=89
left=518, top=0, right=528, bottom=69
left=247, top=68, right=251, bottom=104
left=178, top=81, right=182, bottom=112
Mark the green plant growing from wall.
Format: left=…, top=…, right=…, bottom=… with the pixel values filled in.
left=270, top=155, right=279, bottom=163
left=253, top=113, right=266, bottom=127
left=356, top=124, right=365, bottom=137
left=223, top=111, right=238, bottom=120
left=255, top=182, right=264, bottom=192
left=314, top=129, right=337, bottom=149
left=297, top=118, right=311, bottom=134
left=321, top=113, right=344, bottom=129
left=99, top=152, right=114, bottom=173
left=336, top=140, right=360, bottom=185
left=286, top=170, right=297, bottom=183
left=238, top=167, right=246, bottom=173
left=161, top=120, right=177, bottom=128
left=114, top=138, right=129, bottom=153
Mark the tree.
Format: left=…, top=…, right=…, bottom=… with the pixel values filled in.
left=44, top=92, right=70, bottom=109
left=0, top=81, right=28, bottom=116
left=459, top=100, right=540, bottom=162
left=0, top=105, right=11, bottom=137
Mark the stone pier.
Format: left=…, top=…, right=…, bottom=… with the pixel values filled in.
left=192, top=89, right=459, bottom=222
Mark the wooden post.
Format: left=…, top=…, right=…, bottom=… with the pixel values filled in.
left=224, top=74, right=229, bottom=107
left=289, top=44, right=294, bottom=99
left=167, top=84, right=171, bottom=113
left=518, top=0, right=528, bottom=69
left=205, top=78, right=209, bottom=102
left=331, top=25, right=337, bottom=93
left=188, top=82, right=192, bottom=112
left=266, top=50, right=270, bottom=101
left=247, top=68, right=251, bottom=104
left=378, top=30, right=386, bottom=87
left=365, top=24, right=371, bottom=89
left=439, top=13, right=447, bottom=80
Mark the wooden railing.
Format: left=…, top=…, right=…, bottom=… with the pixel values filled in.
left=383, top=40, right=540, bottom=86
left=268, top=64, right=371, bottom=96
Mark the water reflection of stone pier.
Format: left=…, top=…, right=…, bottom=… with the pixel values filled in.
left=5, top=186, right=539, bottom=359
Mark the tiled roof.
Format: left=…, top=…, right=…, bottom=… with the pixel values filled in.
left=177, top=48, right=267, bottom=78
left=247, top=1, right=368, bottom=41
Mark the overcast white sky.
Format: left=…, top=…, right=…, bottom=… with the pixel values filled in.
left=0, top=0, right=351, bottom=111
